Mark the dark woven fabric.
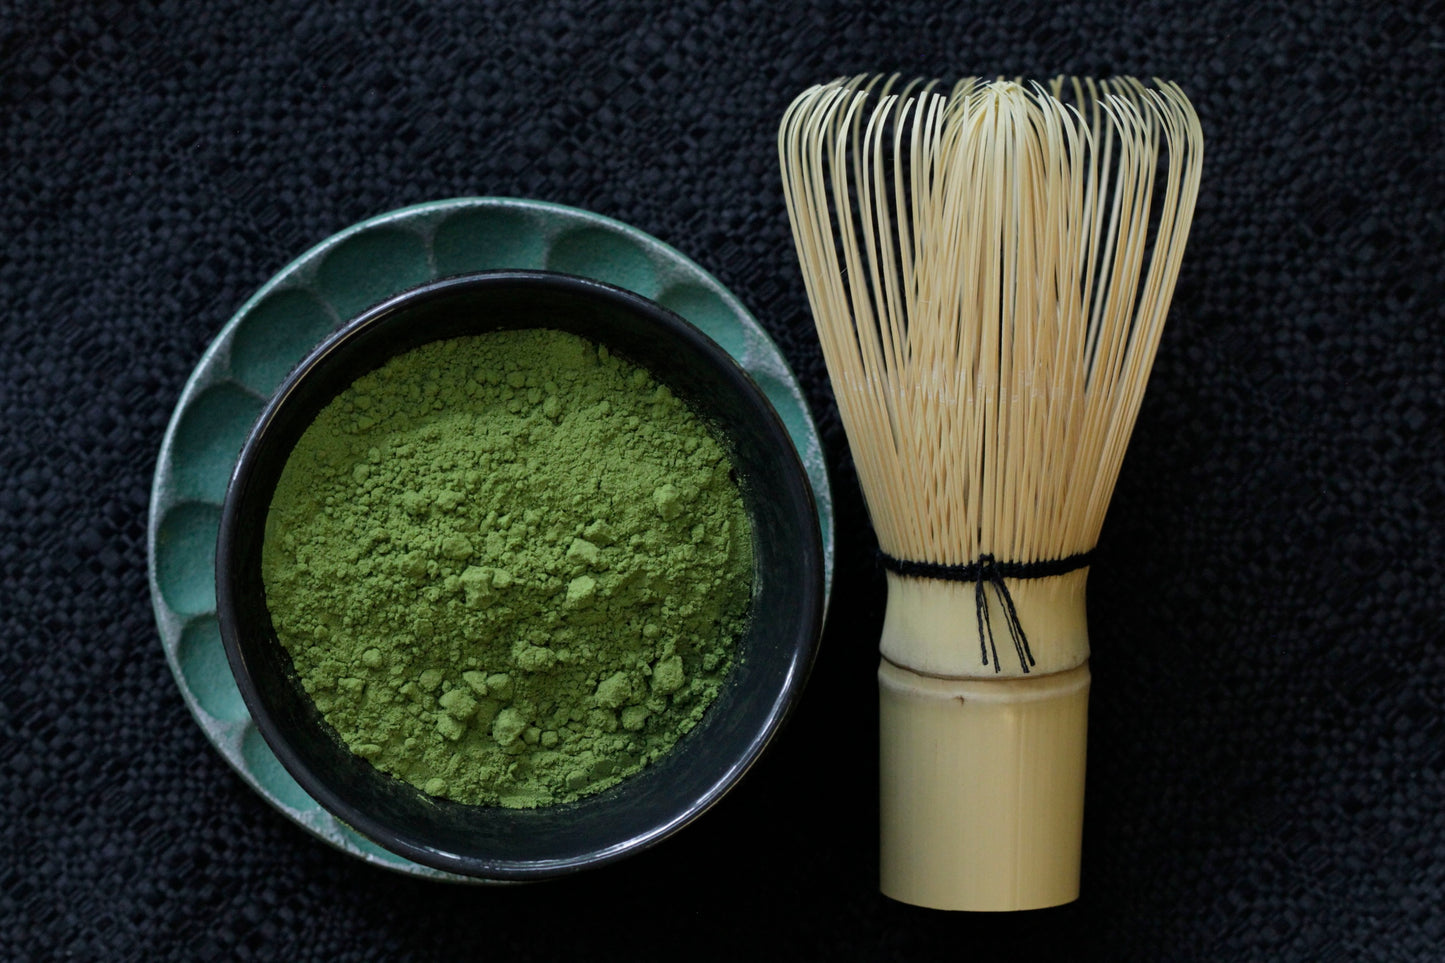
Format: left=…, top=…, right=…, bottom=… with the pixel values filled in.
left=3, top=1, right=1443, bottom=959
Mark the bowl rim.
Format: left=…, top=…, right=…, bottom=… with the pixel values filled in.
left=216, top=268, right=825, bottom=879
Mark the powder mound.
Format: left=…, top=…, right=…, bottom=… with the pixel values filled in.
left=261, top=328, right=754, bottom=808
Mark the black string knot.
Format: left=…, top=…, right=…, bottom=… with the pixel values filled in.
left=878, top=549, right=1093, bottom=674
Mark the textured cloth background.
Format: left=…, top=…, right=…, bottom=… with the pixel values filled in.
left=3, top=1, right=1443, bottom=960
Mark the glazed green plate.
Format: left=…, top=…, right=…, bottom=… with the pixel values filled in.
left=146, top=197, right=834, bottom=879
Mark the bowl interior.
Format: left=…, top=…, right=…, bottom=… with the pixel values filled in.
left=217, top=271, right=824, bottom=878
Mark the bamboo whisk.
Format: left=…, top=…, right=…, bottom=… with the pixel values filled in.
left=779, top=76, right=1202, bottom=911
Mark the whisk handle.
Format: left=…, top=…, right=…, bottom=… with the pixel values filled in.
left=878, top=658, right=1090, bottom=911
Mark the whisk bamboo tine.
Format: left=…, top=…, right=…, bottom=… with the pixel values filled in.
left=780, top=75, right=1202, bottom=911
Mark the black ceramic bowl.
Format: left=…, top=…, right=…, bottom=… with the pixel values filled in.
left=217, top=270, right=824, bottom=880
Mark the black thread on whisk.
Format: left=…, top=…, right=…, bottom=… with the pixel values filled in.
left=878, top=551, right=1093, bottom=674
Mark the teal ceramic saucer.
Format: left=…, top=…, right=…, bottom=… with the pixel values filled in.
left=145, top=197, right=834, bottom=879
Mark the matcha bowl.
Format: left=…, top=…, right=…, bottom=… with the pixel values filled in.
left=216, top=270, right=825, bottom=880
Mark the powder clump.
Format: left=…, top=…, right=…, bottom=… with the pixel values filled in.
left=262, top=329, right=753, bottom=808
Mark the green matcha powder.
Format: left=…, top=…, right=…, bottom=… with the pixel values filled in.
left=262, top=328, right=754, bottom=808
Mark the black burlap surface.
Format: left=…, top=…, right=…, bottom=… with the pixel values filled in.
left=4, top=2, right=1443, bottom=959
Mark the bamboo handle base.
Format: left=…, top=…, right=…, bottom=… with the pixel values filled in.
left=878, top=658, right=1091, bottom=911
